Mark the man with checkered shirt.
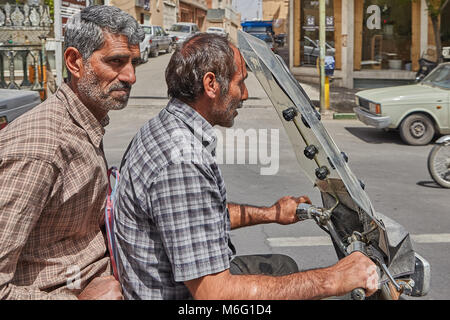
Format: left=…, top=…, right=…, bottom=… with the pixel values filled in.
left=113, top=33, right=378, bottom=300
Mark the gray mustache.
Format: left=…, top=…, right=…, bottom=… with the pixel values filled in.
left=109, top=82, right=132, bottom=92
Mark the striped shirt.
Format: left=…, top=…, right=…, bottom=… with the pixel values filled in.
left=0, top=83, right=111, bottom=300
left=114, top=98, right=234, bottom=300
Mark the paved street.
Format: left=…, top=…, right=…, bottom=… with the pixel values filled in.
left=104, top=52, right=449, bottom=300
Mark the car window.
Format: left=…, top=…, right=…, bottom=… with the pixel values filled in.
left=304, top=37, right=316, bottom=48
left=423, top=64, right=450, bottom=89
left=170, top=24, right=191, bottom=33
left=193, top=25, right=199, bottom=32
left=144, top=27, right=152, bottom=35
left=155, top=27, right=162, bottom=36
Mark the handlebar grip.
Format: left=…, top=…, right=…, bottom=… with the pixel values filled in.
left=351, top=288, right=366, bottom=300
left=296, top=203, right=314, bottom=220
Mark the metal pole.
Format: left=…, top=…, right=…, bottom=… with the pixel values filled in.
left=319, top=0, right=326, bottom=113
left=54, top=0, right=63, bottom=86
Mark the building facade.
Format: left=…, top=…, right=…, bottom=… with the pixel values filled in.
left=178, top=0, right=208, bottom=31
left=263, top=0, right=289, bottom=35
left=107, top=0, right=177, bottom=29
left=205, top=0, right=241, bottom=43
left=289, top=0, right=450, bottom=89
left=162, top=0, right=178, bottom=29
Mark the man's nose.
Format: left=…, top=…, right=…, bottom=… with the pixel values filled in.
left=118, top=62, right=137, bottom=85
left=242, top=83, right=249, bottom=101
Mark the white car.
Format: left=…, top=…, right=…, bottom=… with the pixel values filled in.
left=354, top=62, right=450, bottom=145
left=206, top=27, right=227, bottom=36
left=139, top=25, right=173, bottom=62
left=167, top=22, right=200, bottom=48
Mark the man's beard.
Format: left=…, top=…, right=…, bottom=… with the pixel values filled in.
left=213, top=94, right=243, bottom=128
left=77, top=63, right=131, bottom=114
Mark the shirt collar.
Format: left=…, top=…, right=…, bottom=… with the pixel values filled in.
left=165, top=98, right=217, bottom=152
left=56, top=83, right=108, bottom=149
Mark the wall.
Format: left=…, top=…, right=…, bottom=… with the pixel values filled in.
left=263, top=0, right=289, bottom=34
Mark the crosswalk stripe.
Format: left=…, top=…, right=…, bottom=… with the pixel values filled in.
left=267, top=233, right=450, bottom=247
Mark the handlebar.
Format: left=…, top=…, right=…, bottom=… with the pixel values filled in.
left=296, top=203, right=369, bottom=300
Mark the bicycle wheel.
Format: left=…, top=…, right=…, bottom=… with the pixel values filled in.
left=427, top=143, right=450, bottom=188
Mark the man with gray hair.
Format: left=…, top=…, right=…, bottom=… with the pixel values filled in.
left=0, top=5, right=143, bottom=299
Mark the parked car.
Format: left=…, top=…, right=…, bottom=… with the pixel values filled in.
left=140, top=25, right=174, bottom=62
left=303, top=36, right=335, bottom=66
left=274, top=33, right=286, bottom=47
left=167, top=22, right=200, bottom=48
left=206, top=27, right=227, bottom=36
left=354, top=62, right=450, bottom=145
left=0, top=89, right=40, bottom=130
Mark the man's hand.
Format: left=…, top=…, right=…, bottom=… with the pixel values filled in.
left=271, top=195, right=311, bottom=225
left=330, top=252, right=379, bottom=297
left=77, top=275, right=123, bottom=300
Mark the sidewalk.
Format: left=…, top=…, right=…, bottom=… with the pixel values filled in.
left=302, top=80, right=359, bottom=114
left=244, top=68, right=356, bottom=120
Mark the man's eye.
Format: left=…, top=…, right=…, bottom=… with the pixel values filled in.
left=110, top=59, right=123, bottom=64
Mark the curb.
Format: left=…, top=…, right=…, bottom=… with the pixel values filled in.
left=332, top=113, right=356, bottom=120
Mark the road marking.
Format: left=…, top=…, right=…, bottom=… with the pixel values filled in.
left=411, top=233, right=450, bottom=243
left=267, top=233, right=450, bottom=247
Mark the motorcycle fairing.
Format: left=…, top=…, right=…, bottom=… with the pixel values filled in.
left=237, top=30, right=416, bottom=282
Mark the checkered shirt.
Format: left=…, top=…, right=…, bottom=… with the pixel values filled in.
left=0, top=83, right=111, bottom=299
left=114, top=98, right=234, bottom=300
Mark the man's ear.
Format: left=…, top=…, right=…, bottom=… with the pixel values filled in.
left=64, top=47, right=84, bottom=80
left=203, top=72, right=220, bottom=99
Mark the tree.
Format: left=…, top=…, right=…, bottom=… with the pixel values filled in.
left=424, top=0, right=449, bottom=62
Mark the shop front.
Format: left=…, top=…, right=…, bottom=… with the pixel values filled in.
left=289, top=0, right=439, bottom=89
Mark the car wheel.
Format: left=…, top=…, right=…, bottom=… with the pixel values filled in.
left=399, top=113, right=435, bottom=145
left=142, top=49, right=149, bottom=63
left=150, top=47, right=159, bottom=57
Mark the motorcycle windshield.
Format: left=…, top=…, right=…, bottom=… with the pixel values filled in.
left=237, top=30, right=416, bottom=279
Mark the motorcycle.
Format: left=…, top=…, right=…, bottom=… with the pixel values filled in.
left=427, top=135, right=450, bottom=188
left=238, top=30, right=431, bottom=300
left=415, top=58, right=438, bottom=82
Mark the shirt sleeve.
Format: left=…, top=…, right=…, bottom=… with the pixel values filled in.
left=0, top=157, right=77, bottom=300
left=149, top=162, right=231, bottom=282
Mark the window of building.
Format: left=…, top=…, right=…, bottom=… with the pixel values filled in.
left=441, top=6, right=450, bottom=47
left=360, top=0, right=412, bottom=71
left=300, top=0, right=335, bottom=67
left=140, top=13, right=151, bottom=26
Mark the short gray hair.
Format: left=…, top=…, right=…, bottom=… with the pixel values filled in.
left=64, top=5, right=144, bottom=60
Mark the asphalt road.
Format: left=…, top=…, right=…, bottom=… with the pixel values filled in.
left=103, top=52, right=449, bottom=300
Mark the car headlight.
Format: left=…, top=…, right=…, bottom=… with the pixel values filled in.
left=355, top=96, right=360, bottom=106
left=369, top=102, right=382, bottom=114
